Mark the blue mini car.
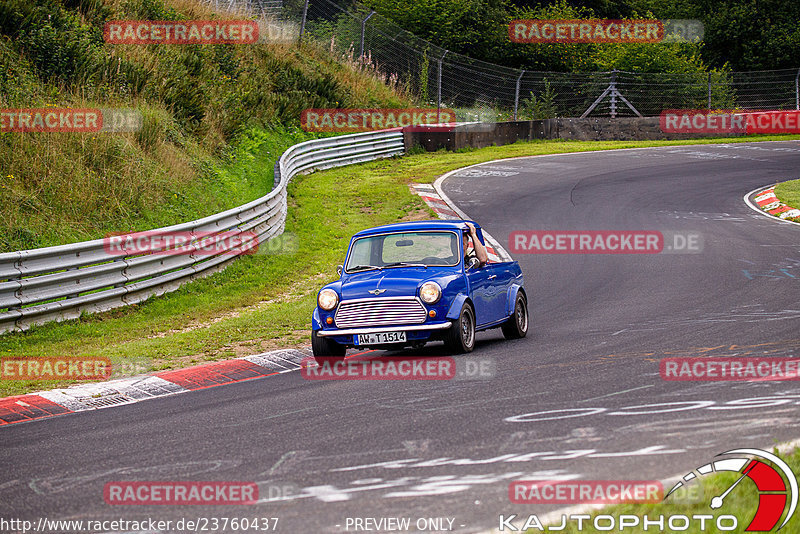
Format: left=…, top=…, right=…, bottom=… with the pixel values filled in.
left=311, top=220, right=528, bottom=360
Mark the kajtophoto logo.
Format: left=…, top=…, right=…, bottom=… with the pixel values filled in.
left=664, top=449, right=798, bottom=531
left=499, top=448, right=797, bottom=531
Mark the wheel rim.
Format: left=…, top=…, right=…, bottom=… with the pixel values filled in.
left=461, top=308, right=474, bottom=348
left=516, top=298, right=528, bottom=332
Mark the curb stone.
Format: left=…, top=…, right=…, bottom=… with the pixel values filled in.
left=0, top=349, right=312, bottom=426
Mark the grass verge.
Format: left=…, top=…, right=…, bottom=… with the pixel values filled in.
left=775, top=178, right=800, bottom=222
left=1, top=133, right=799, bottom=397
left=536, top=446, right=799, bottom=533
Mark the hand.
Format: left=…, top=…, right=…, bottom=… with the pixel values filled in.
left=464, top=222, right=476, bottom=235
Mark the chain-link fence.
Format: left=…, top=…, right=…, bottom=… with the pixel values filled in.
left=209, top=0, right=800, bottom=119
left=207, top=0, right=284, bottom=17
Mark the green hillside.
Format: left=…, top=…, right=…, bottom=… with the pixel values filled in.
left=0, top=0, right=411, bottom=251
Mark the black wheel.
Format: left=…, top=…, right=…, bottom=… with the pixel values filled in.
left=501, top=292, right=528, bottom=339
left=444, top=302, right=475, bottom=354
left=312, top=330, right=346, bottom=363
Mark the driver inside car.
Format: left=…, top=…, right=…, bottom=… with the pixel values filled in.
left=463, top=222, right=489, bottom=268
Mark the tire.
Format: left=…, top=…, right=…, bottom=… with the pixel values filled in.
left=501, top=291, right=528, bottom=339
left=312, top=330, right=346, bottom=363
left=444, top=302, right=476, bottom=354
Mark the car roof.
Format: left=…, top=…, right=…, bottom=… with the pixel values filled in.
left=352, top=219, right=479, bottom=237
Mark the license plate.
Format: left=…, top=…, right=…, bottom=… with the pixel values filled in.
left=356, top=331, right=407, bottom=345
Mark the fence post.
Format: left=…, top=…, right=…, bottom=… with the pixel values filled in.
left=609, top=70, right=618, bottom=118
left=299, top=0, right=309, bottom=41
left=707, top=72, right=712, bottom=109
left=513, top=70, right=525, bottom=120
left=8, top=268, right=21, bottom=314
left=796, top=68, right=800, bottom=110
left=437, top=51, right=448, bottom=119
left=359, top=11, right=376, bottom=58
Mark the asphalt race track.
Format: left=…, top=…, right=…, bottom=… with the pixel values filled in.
left=3, top=141, right=800, bottom=533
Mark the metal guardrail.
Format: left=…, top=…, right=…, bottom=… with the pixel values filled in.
left=0, top=130, right=404, bottom=334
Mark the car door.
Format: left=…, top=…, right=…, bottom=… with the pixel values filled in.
left=472, top=262, right=521, bottom=325
left=484, top=262, right=518, bottom=321
left=466, top=266, right=494, bottom=327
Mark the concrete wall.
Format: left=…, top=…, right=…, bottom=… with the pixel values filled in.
left=404, top=117, right=741, bottom=151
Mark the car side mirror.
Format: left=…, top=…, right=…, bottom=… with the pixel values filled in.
left=465, top=257, right=481, bottom=271
left=336, top=264, right=343, bottom=277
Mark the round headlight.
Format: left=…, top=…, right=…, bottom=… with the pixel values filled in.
left=318, top=288, right=339, bottom=311
left=419, top=281, right=442, bottom=304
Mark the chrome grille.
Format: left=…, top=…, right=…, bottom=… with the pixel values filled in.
left=335, top=297, right=427, bottom=328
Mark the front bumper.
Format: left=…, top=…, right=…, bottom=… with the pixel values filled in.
left=316, top=322, right=452, bottom=337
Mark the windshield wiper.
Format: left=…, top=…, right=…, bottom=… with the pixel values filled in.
left=348, top=264, right=382, bottom=272
left=384, top=262, right=428, bottom=269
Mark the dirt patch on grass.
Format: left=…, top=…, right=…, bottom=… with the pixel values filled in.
left=151, top=329, right=313, bottom=370
left=146, top=273, right=328, bottom=340
left=401, top=205, right=436, bottom=221
left=228, top=331, right=312, bottom=357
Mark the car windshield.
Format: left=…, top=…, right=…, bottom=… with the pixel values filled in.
left=345, top=231, right=460, bottom=272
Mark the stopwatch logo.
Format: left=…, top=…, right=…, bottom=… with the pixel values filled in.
left=666, top=448, right=798, bottom=531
